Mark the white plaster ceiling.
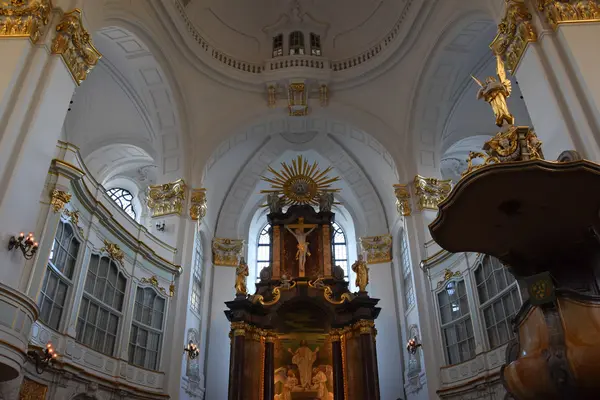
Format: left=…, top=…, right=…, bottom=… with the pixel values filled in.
left=184, top=0, right=402, bottom=62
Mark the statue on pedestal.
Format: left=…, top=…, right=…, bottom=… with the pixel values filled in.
left=286, top=217, right=318, bottom=276
left=472, top=54, right=515, bottom=127
left=352, top=255, right=369, bottom=292
left=235, top=257, right=248, bottom=296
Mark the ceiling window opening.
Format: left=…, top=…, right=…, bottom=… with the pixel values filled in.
left=310, top=33, right=322, bottom=56
left=289, top=31, right=305, bottom=55
left=106, top=188, right=136, bottom=220
left=273, top=34, right=283, bottom=57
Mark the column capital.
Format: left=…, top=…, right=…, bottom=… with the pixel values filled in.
left=0, top=0, right=52, bottom=43
left=413, top=175, right=452, bottom=211
left=393, top=183, right=412, bottom=216
left=537, top=1, right=600, bottom=30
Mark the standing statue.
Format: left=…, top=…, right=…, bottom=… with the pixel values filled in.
left=288, top=340, right=319, bottom=388
left=318, top=192, right=334, bottom=212
left=472, top=54, right=515, bottom=127
left=285, top=217, right=318, bottom=275
left=235, top=257, right=249, bottom=296
left=267, top=193, right=284, bottom=214
left=352, top=254, right=369, bottom=292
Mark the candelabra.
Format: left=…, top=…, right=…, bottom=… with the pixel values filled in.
left=184, top=341, right=200, bottom=360
left=27, top=342, right=57, bottom=374
left=406, top=336, right=422, bottom=355
left=8, top=232, right=39, bottom=260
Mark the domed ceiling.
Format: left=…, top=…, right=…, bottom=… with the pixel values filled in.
left=181, top=0, right=406, bottom=63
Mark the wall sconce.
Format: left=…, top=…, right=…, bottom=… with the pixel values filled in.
left=406, top=336, right=422, bottom=355
left=27, top=342, right=57, bottom=374
left=156, top=221, right=165, bottom=232
left=8, top=232, right=39, bottom=260
left=184, top=341, right=200, bottom=360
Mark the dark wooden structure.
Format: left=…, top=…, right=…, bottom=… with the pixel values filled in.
left=225, top=205, right=382, bottom=400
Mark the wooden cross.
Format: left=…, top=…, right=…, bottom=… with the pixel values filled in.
left=286, top=217, right=318, bottom=231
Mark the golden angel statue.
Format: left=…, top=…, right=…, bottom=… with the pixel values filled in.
left=235, top=257, right=249, bottom=296
left=473, top=54, right=515, bottom=127
left=352, top=254, right=369, bottom=293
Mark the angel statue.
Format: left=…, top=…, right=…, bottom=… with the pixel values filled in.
left=235, top=257, right=249, bottom=296
left=472, top=54, right=515, bottom=127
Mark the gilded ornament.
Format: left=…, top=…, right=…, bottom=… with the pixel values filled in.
left=260, top=155, right=340, bottom=207
left=50, top=189, right=71, bottom=213
left=267, top=84, right=277, bottom=107
left=393, top=184, right=411, bottom=216
left=51, top=9, right=102, bottom=85
left=101, top=239, right=124, bottom=265
left=436, top=268, right=461, bottom=288
left=19, top=377, right=48, bottom=400
left=0, top=0, right=51, bottom=43
left=147, top=179, right=186, bottom=218
left=189, top=188, right=207, bottom=221
left=472, top=54, right=514, bottom=127
left=308, top=278, right=353, bottom=304
left=235, top=257, right=249, bottom=296
left=212, top=237, right=244, bottom=266
left=490, top=0, right=537, bottom=75
left=140, top=275, right=169, bottom=297
left=353, top=320, right=375, bottom=335
left=319, top=84, right=329, bottom=107
left=288, top=82, right=308, bottom=116
left=537, top=0, right=600, bottom=29
left=413, top=175, right=452, bottom=211
left=63, top=208, right=84, bottom=235
left=360, top=235, right=393, bottom=264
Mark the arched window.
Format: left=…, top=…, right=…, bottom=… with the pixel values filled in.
left=310, top=33, right=322, bottom=56
left=332, top=222, right=348, bottom=279
left=272, top=34, right=283, bottom=57
left=106, top=187, right=136, bottom=219
left=190, top=232, right=203, bottom=315
left=39, top=222, right=80, bottom=330
left=438, top=279, right=475, bottom=364
left=289, top=31, right=305, bottom=55
left=257, top=224, right=271, bottom=273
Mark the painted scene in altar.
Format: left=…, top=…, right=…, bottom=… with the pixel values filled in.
left=273, top=308, right=334, bottom=400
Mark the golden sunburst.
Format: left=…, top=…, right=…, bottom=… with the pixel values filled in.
left=260, top=155, right=340, bottom=206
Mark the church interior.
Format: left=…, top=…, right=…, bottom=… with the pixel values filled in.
left=1, top=0, right=600, bottom=399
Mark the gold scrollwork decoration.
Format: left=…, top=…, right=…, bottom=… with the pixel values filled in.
left=0, top=0, right=52, bottom=43
left=490, top=0, right=538, bottom=75
left=437, top=268, right=461, bottom=288
left=51, top=9, right=101, bottom=85
left=212, top=238, right=244, bottom=266
left=360, top=235, right=393, bottom=264
left=413, top=175, right=452, bottom=211
left=353, top=319, right=376, bottom=335
left=147, top=179, right=186, bottom=218
left=189, top=188, right=207, bottom=221
left=140, top=275, right=169, bottom=297
left=393, top=184, right=411, bottom=216
left=50, top=189, right=71, bottom=213
left=461, top=151, right=500, bottom=177
left=63, top=208, right=83, bottom=235
left=538, top=0, right=600, bottom=29
left=308, top=278, right=353, bottom=304
left=101, top=239, right=124, bottom=265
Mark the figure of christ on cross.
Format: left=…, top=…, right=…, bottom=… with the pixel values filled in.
left=285, top=217, right=318, bottom=277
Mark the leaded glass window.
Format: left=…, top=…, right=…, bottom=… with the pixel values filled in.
left=129, top=287, right=166, bottom=370
left=399, top=232, right=415, bottom=309
left=438, top=279, right=476, bottom=364
left=289, top=31, right=305, bottom=55
left=106, top=188, right=136, bottom=219
left=332, top=223, right=348, bottom=279
left=257, top=224, right=271, bottom=275
left=273, top=34, right=283, bottom=57
left=190, top=235, right=203, bottom=315
left=310, top=33, right=322, bottom=56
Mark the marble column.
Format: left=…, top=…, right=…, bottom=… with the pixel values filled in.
left=330, top=329, right=345, bottom=400
left=228, top=322, right=246, bottom=400
left=263, top=333, right=275, bottom=400
left=357, top=320, right=380, bottom=400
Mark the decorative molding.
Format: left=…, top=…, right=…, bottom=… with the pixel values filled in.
left=393, top=184, right=411, bottom=216
left=359, top=234, right=392, bottom=264
left=51, top=9, right=102, bottom=85
left=413, top=175, right=452, bottom=211
left=537, top=0, right=600, bottom=29
left=288, top=82, right=308, bottom=116
left=101, top=239, right=124, bottom=265
left=189, top=188, right=207, bottom=221
left=0, top=0, right=51, bottom=43
left=19, top=377, right=47, bottom=400
left=63, top=208, right=83, bottom=235
left=147, top=179, right=186, bottom=218
left=212, top=238, right=244, bottom=266
left=490, top=0, right=538, bottom=75
left=50, top=189, right=71, bottom=213
left=436, top=268, right=461, bottom=288
left=140, top=275, right=169, bottom=297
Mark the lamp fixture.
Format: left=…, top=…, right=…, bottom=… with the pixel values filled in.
left=8, top=232, right=39, bottom=260
left=156, top=221, right=165, bottom=232
left=184, top=340, right=200, bottom=360
left=27, top=342, right=58, bottom=374
left=406, top=336, right=422, bottom=355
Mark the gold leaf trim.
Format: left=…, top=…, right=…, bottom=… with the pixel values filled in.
left=0, top=0, right=52, bottom=43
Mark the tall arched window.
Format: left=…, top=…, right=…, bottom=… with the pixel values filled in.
left=257, top=224, right=271, bottom=273
left=289, top=31, right=305, bottom=55
left=332, top=222, right=348, bottom=279
left=106, top=188, right=136, bottom=219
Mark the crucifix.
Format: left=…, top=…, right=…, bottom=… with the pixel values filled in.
left=285, top=217, right=318, bottom=277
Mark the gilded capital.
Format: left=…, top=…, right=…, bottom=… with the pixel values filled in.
left=212, top=238, right=244, bottom=266
left=147, top=179, right=186, bottom=218
left=50, top=189, right=71, bottom=213
left=353, top=320, right=375, bottom=335
left=413, top=175, right=452, bottom=211
left=51, top=9, right=101, bottom=85
left=393, top=184, right=411, bottom=216
left=490, top=0, right=537, bottom=74
left=537, top=0, right=600, bottom=29
left=189, top=188, right=207, bottom=221
left=101, top=239, right=124, bottom=265
left=359, top=235, right=393, bottom=264
left=0, top=0, right=51, bottom=42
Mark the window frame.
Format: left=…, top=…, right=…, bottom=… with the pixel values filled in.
left=256, top=223, right=271, bottom=278
left=473, top=255, right=523, bottom=350
left=272, top=34, right=283, bottom=57
left=129, top=285, right=167, bottom=371
left=38, top=221, right=82, bottom=331
left=310, top=33, right=322, bottom=56
left=190, top=234, right=204, bottom=316
left=76, top=253, right=127, bottom=357
left=332, top=222, right=349, bottom=280
left=106, top=187, right=137, bottom=220
left=288, top=31, right=305, bottom=55
left=399, top=231, right=415, bottom=310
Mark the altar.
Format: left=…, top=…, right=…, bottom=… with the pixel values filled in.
left=223, top=156, right=382, bottom=400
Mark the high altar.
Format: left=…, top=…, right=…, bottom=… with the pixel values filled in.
left=224, top=156, right=381, bottom=400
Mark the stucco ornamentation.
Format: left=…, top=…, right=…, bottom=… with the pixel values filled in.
left=360, top=234, right=392, bottom=264
left=0, top=0, right=51, bottom=42
left=189, top=188, right=207, bottom=221
left=413, top=175, right=452, bottom=210
left=212, top=238, right=244, bottom=266
left=147, top=179, right=187, bottom=217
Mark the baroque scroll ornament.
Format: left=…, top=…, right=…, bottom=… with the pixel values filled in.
left=0, top=0, right=51, bottom=42
left=212, top=238, right=244, bottom=266
left=50, top=189, right=71, bottom=213
left=413, top=176, right=452, bottom=211
left=101, top=239, right=124, bottom=265
left=189, top=188, right=207, bottom=221
left=147, top=179, right=186, bottom=217
left=360, top=235, right=393, bottom=264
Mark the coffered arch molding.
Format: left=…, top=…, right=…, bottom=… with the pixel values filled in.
left=405, top=11, right=496, bottom=177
